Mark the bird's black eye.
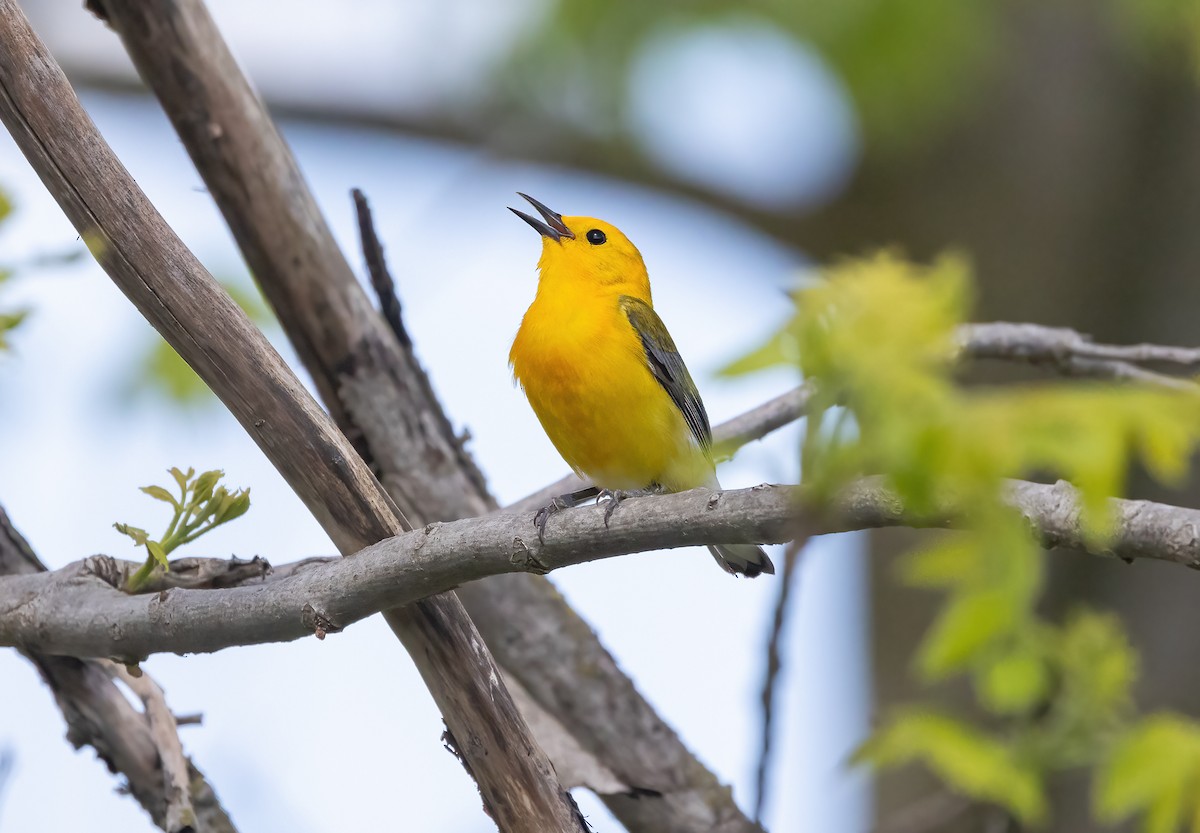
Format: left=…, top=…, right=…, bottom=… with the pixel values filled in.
left=586, top=229, right=607, bottom=245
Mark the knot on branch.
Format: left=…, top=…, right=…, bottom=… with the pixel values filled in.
left=509, top=536, right=549, bottom=574
left=301, top=603, right=343, bottom=640
left=84, top=554, right=125, bottom=589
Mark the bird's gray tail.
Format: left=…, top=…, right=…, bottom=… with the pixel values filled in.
left=701, top=476, right=775, bottom=577
left=708, top=543, right=775, bottom=578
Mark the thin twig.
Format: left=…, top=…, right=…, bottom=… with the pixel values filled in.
left=352, top=188, right=409, bottom=348
left=753, top=536, right=808, bottom=827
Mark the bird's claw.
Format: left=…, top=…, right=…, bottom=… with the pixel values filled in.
left=534, top=493, right=578, bottom=543
left=599, top=489, right=630, bottom=527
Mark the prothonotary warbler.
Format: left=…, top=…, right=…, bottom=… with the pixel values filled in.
left=508, top=194, right=775, bottom=578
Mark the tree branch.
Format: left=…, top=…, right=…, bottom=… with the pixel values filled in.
left=1, top=504, right=237, bottom=833
left=0, top=485, right=800, bottom=659
left=0, top=5, right=581, bottom=830
left=113, top=665, right=197, bottom=833
left=6, top=477, right=1200, bottom=661
left=959, top=322, right=1200, bottom=388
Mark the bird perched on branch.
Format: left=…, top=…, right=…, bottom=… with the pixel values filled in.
left=508, top=194, right=774, bottom=578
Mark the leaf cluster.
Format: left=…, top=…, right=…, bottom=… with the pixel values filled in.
left=115, top=467, right=250, bottom=592
left=731, top=252, right=1200, bottom=830
left=507, top=0, right=1199, bottom=158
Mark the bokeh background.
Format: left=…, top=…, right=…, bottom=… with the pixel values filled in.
left=1, top=1, right=1198, bottom=831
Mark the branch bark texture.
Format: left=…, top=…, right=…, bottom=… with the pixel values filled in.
left=0, top=5, right=581, bottom=831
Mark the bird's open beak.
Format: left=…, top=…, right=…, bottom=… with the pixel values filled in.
left=509, top=193, right=575, bottom=242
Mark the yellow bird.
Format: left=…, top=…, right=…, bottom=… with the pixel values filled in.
left=508, top=194, right=774, bottom=578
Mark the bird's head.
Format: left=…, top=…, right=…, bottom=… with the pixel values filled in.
left=510, top=193, right=650, bottom=297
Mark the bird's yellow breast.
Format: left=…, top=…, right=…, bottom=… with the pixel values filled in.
left=510, top=289, right=711, bottom=491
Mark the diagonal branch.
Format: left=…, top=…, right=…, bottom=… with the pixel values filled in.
left=5, top=477, right=1200, bottom=661
left=0, top=5, right=581, bottom=831
left=1, top=504, right=237, bottom=833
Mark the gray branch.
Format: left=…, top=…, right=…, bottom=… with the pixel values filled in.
left=5, top=478, right=1200, bottom=662
left=1, top=504, right=237, bottom=833
left=959, top=322, right=1200, bottom=388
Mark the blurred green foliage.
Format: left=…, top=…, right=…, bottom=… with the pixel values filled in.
left=729, top=253, right=1200, bottom=830
left=511, top=2, right=996, bottom=150
left=508, top=0, right=1200, bottom=158
left=1111, top=0, right=1200, bottom=75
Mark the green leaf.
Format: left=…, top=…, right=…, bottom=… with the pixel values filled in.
left=214, top=489, right=251, bottom=524
left=857, top=710, right=1046, bottom=824
left=0, top=309, right=28, bottom=350
left=917, top=588, right=1014, bottom=678
left=169, top=467, right=191, bottom=493
left=114, top=522, right=150, bottom=547
left=1057, top=611, right=1138, bottom=721
left=1095, top=714, right=1200, bottom=830
left=139, top=485, right=178, bottom=506
left=145, top=540, right=168, bottom=569
left=192, top=469, right=223, bottom=504
left=976, top=647, right=1049, bottom=715
left=898, top=537, right=980, bottom=589
left=137, top=340, right=213, bottom=405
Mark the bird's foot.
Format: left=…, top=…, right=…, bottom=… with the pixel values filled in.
left=534, top=486, right=598, bottom=543
left=598, top=485, right=660, bottom=527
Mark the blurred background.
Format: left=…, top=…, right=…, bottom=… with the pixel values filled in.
left=1, top=1, right=1198, bottom=831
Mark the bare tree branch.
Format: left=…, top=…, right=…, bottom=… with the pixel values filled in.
left=0, top=5, right=582, bottom=830
left=1, top=504, right=237, bottom=833
left=6, top=476, right=1200, bottom=661
left=959, top=322, right=1200, bottom=388
left=0, top=484, right=800, bottom=658
left=753, top=540, right=807, bottom=827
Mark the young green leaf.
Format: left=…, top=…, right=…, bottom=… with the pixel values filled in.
left=113, top=523, right=150, bottom=547
left=139, top=484, right=178, bottom=507
left=169, top=466, right=191, bottom=494
left=192, top=469, right=222, bottom=504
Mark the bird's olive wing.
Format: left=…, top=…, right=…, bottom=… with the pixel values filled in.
left=619, top=295, right=712, bottom=451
